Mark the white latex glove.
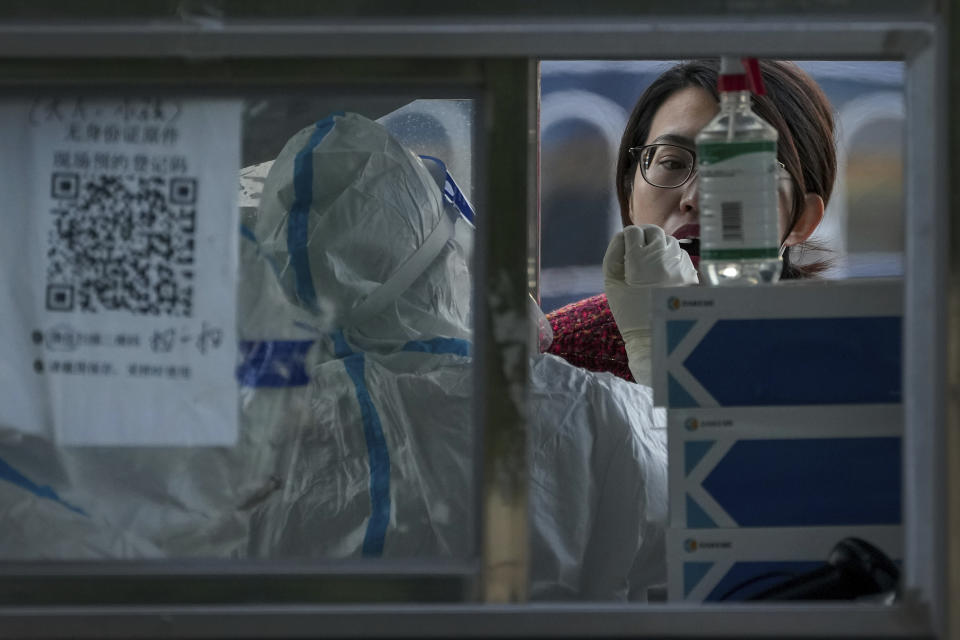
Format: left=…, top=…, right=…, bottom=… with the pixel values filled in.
left=603, top=224, right=699, bottom=386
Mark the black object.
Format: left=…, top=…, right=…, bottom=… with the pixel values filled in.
left=677, top=237, right=700, bottom=259
left=747, top=537, right=899, bottom=601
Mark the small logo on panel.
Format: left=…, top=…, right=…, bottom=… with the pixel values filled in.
left=683, top=538, right=698, bottom=553
left=684, top=417, right=699, bottom=431
left=667, top=297, right=715, bottom=310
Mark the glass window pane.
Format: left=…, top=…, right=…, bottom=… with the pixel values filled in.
left=0, top=94, right=478, bottom=570
left=540, top=60, right=906, bottom=313
left=536, top=60, right=905, bottom=605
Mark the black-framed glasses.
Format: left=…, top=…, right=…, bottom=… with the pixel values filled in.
left=629, top=143, right=697, bottom=189
left=629, top=143, right=789, bottom=189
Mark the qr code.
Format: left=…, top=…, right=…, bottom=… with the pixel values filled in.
left=46, top=173, right=197, bottom=316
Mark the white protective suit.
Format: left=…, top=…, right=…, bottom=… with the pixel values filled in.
left=0, top=112, right=667, bottom=601
left=243, top=112, right=668, bottom=599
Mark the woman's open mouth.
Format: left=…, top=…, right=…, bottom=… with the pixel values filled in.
left=672, top=224, right=700, bottom=269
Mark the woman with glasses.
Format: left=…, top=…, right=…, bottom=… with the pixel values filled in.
left=545, top=59, right=837, bottom=383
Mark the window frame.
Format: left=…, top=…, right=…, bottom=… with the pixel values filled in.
left=0, top=3, right=949, bottom=637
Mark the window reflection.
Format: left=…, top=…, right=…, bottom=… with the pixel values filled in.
left=0, top=98, right=478, bottom=566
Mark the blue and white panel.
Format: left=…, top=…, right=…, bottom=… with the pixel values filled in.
left=666, top=525, right=902, bottom=602
left=661, top=316, right=901, bottom=408
left=672, top=436, right=901, bottom=529
left=666, top=404, right=903, bottom=528
left=651, top=279, right=903, bottom=409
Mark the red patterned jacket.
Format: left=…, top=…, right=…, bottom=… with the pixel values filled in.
left=545, top=294, right=633, bottom=383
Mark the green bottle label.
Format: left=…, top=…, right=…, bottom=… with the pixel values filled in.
left=698, top=141, right=776, bottom=165
left=701, top=248, right=780, bottom=260
left=697, top=146, right=780, bottom=254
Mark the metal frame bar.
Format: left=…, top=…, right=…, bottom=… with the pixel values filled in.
left=947, top=4, right=960, bottom=640
left=0, top=603, right=936, bottom=638
left=477, top=58, right=536, bottom=603
left=903, top=22, right=948, bottom=637
left=0, top=19, right=934, bottom=59
left=0, top=0, right=940, bottom=19
left=0, top=559, right=478, bottom=606
left=0, top=9, right=948, bottom=638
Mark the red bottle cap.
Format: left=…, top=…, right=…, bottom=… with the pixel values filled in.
left=717, top=57, right=766, bottom=95
left=744, top=58, right=766, bottom=96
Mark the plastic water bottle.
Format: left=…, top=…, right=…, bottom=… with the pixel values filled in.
left=697, top=57, right=781, bottom=285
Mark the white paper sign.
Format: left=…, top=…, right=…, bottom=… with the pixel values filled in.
left=0, top=97, right=241, bottom=446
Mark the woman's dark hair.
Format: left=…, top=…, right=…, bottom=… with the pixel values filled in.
left=615, top=59, right=837, bottom=279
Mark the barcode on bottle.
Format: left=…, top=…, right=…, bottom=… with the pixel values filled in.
left=720, top=201, right=743, bottom=241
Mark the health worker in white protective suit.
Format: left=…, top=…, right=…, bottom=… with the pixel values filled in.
left=240, top=112, right=668, bottom=600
